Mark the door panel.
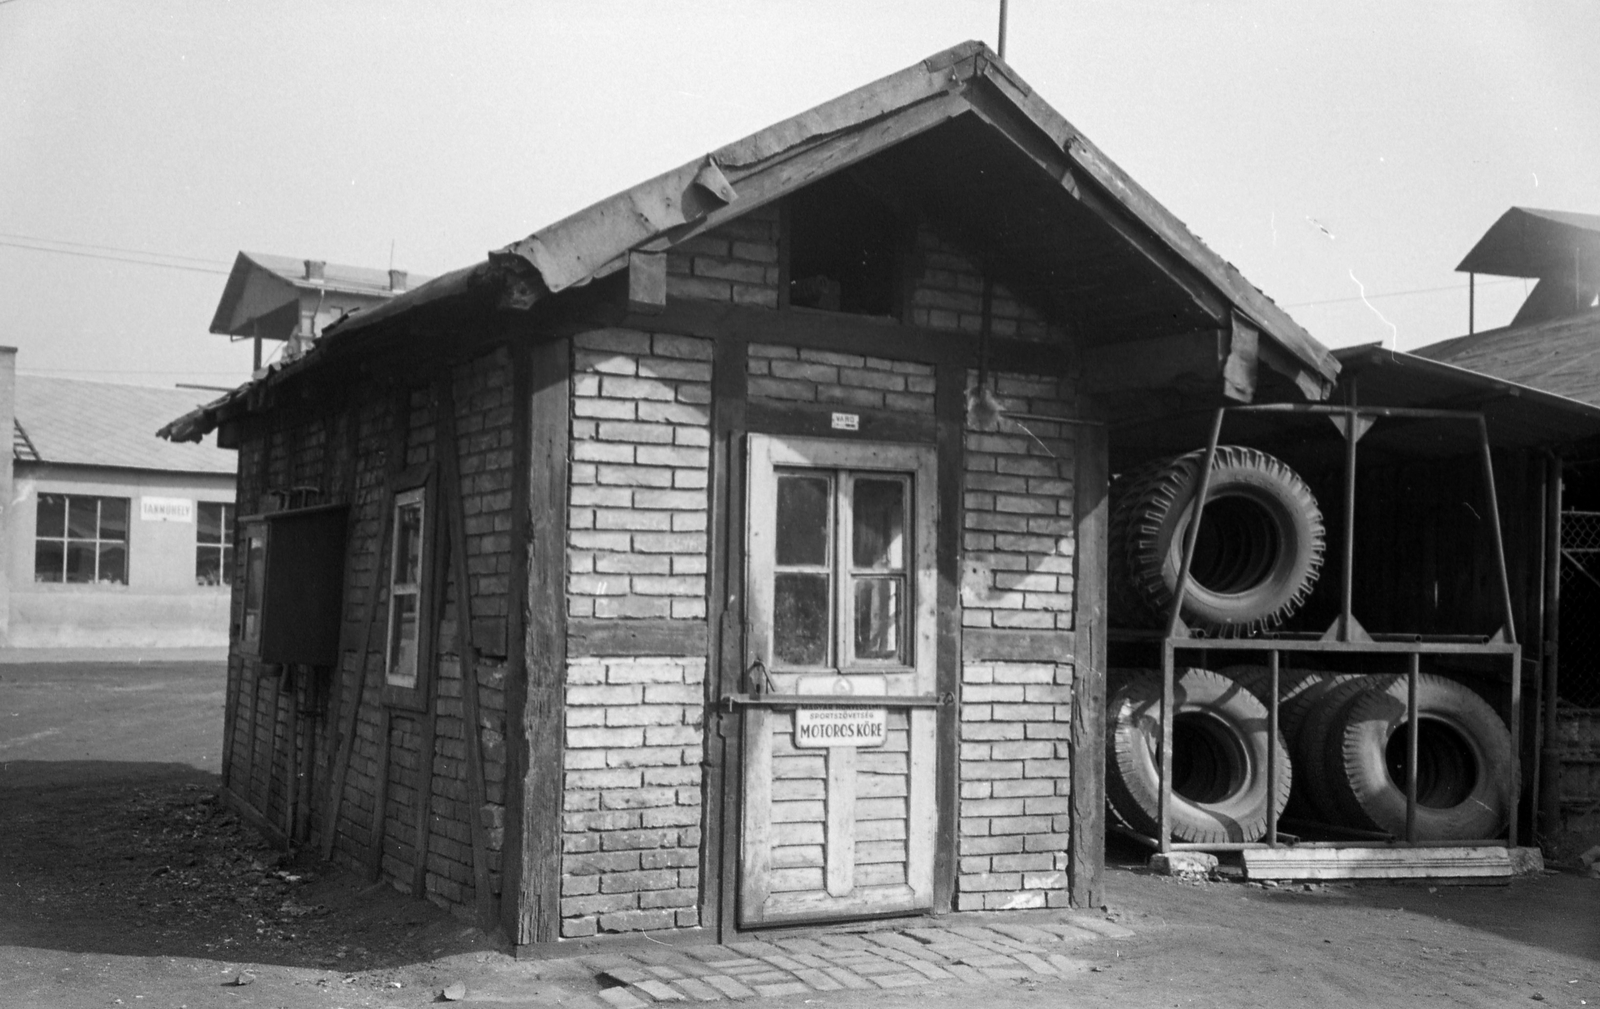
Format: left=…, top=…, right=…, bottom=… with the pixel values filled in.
left=739, top=435, right=938, bottom=926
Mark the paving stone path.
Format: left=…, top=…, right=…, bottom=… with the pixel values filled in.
left=575, top=917, right=1134, bottom=1007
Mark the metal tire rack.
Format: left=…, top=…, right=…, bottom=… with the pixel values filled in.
left=1110, top=402, right=1523, bottom=854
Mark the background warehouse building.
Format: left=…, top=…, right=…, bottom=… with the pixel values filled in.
left=0, top=347, right=236, bottom=650
left=162, top=43, right=1344, bottom=944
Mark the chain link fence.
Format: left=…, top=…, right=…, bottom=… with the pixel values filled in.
left=1560, top=510, right=1600, bottom=708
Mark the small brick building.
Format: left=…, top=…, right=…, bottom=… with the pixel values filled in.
left=162, top=42, right=1340, bottom=948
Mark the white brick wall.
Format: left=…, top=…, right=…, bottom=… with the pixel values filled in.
left=561, top=656, right=705, bottom=936
left=569, top=329, right=712, bottom=621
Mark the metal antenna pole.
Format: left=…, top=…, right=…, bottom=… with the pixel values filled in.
left=997, top=0, right=1009, bottom=58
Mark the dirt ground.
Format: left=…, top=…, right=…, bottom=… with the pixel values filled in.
left=1, top=660, right=1596, bottom=1009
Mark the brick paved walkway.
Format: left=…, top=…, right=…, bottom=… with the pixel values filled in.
left=572, top=916, right=1134, bottom=1007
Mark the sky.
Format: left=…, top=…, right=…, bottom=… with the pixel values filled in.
left=1, top=1, right=1596, bottom=391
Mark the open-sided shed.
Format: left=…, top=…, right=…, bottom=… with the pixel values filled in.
left=161, top=42, right=1341, bottom=946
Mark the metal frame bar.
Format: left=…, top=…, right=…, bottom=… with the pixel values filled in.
left=722, top=692, right=949, bottom=710
left=1135, top=404, right=1524, bottom=854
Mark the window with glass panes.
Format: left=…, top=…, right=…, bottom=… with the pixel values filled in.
left=770, top=470, right=911, bottom=670
left=34, top=494, right=129, bottom=584
left=385, top=487, right=426, bottom=689
left=196, top=502, right=234, bottom=587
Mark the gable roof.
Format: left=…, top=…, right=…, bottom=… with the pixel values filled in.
left=17, top=376, right=235, bottom=473
left=162, top=41, right=1339, bottom=442
left=1412, top=307, right=1600, bottom=409
left=1456, top=207, right=1600, bottom=279
left=210, top=251, right=431, bottom=337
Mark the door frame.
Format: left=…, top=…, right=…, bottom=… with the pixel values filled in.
left=737, top=434, right=939, bottom=927
left=704, top=353, right=967, bottom=940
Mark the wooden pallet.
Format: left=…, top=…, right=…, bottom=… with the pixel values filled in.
left=1242, top=846, right=1513, bottom=881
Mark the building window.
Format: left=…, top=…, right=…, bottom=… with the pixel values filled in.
left=385, top=486, right=427, bottom=691
left=769, top=470, right=912, bottom=669
left=240, top=523, right=266, bottom=651
left=747, top=437, right=937, bottom=693
left=196, top=502, right=235, bottom=587
left=34, top=494, right=129, bottom=585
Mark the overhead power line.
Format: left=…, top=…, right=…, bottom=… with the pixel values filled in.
left=1284, top=277, right=1522, bottom=309
left=0, top=239, right=231, bottom=275
left=0, top=231, right=230, bottom=266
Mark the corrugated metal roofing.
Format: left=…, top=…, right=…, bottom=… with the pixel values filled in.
left=1334, top=342, right=1600, bottom=454
left=16, top=376, right=235, bottom=473
left=1412, top=308, right=1600, bottom=409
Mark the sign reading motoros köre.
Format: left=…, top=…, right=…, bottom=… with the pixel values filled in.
left=794, top=707, right=887, bottom=748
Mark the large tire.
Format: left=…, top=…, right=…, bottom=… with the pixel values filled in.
left=1294, top=676, right=1381, bottom=823
left=1106, top=668, right=1292, bottom=844
left=1327, top=674, right=1512, bottom=840
left=1108, top=458, right=1176, bottom=627
left=1274, top=671, right=1365, bottom=819
left=1123, top=446, right=1325, bottom=633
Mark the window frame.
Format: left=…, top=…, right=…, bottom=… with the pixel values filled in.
left=33, top=492, right=131, bottom=586
left=236, top=519, right=267, bottom=655
left=195, top=501, right=236, bottom=588
left=747, top=436, right=937, bottom=697
left=381, top=464, right=441, bottom=711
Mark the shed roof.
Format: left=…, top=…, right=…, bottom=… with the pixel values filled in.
left=1333, top=343, right=1600, bottom=455
left=1412, top=307, right=1600, bottom=409
left=16, top=376, right=235, bottom=473
left=1456, top=207, right=1600, bottom=279
left=163, top=41, right=1341, bottom=443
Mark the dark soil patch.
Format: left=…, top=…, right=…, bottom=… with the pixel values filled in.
left=0, top=761, right=501, bottom=971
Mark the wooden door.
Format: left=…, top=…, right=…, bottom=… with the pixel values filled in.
left=739, top=435, right=939, bottom=926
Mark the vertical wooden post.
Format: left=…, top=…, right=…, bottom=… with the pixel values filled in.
left=501, top=343, right=534, bottom=941
left=1405, top=652, right=1420, bottom=844
left=323, top=386, right=408, bottom=864
left=436, top=370, right=498, bottom=929
left=1540, top=457, right=1563, bottom=840
left=708, top=336, right=748, bottom=941
left=932, top=361, right=964, bottom=913
left=519, top=338, right=570, bottom=945
left=1069, top=415, right=1108, bottom=907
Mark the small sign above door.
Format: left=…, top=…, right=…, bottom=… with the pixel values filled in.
left=794, top=706, right=887, bottom=748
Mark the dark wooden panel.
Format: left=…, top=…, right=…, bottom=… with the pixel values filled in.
left=1070, top=419, right=1109, bottom=909
left=745, top=400, right=937, bottom=444
left=259, top=505, right=349, bottom=665
left=962, top=628, right=1078, bottom=663
left=519, top=337, right=569, bottom=945
left=567, top=619, right=709, bottom=658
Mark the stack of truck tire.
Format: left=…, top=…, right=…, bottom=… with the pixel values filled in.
left=1104, top=446, right=1513, bottom=844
